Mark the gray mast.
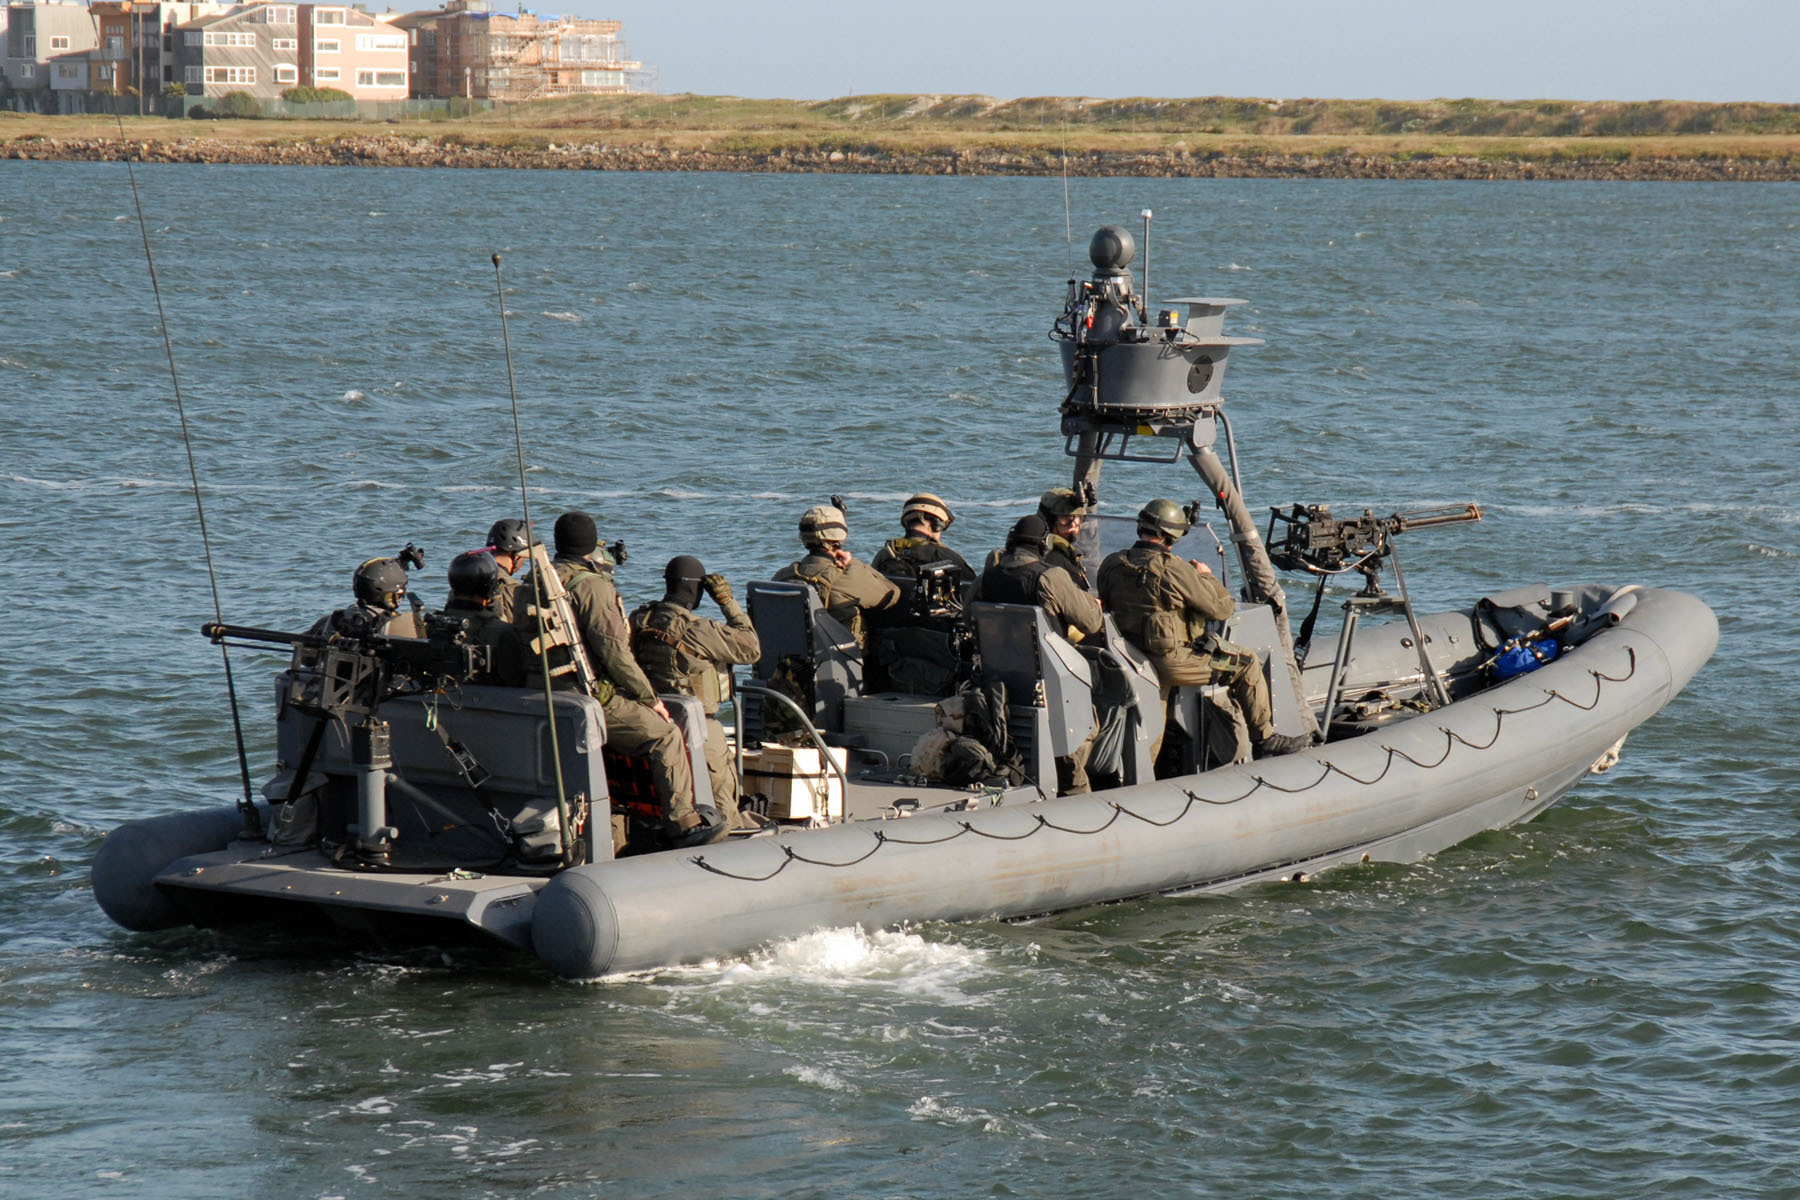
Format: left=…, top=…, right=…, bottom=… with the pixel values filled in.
left=1054, top=224, right=1317, bottom=736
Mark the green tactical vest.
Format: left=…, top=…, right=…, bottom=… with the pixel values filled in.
left=629, top=601, right=725, bottom=710
left=1103, top=548, right=1203, bottom=657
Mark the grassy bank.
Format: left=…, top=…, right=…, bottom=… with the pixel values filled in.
left=6, top=94, right=1799, bottom=176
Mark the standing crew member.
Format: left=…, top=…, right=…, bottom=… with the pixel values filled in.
left=1097, top=498, right=1311, bottom=760
left=978, top=514, right=1105, bottom=792
left=484, top=518, right=530, bottom=622
left=870, top=492, right=972, bottom=581
left=774, top=504, right=900, bottom=646
left=631, top=556, right=762, bottom=830
left=516, top=511, right=715, bottom=847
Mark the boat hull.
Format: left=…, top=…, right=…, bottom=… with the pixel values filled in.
left=531, top=586, right=1715, bottom=977
left=93, top=587, right=1715, bottom=978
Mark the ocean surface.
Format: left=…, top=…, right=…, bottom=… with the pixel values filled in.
left=1, top=163, right=1796, bottom=1198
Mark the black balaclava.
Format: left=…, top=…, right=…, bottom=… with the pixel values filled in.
left=663, top=555, right=705, bottom=611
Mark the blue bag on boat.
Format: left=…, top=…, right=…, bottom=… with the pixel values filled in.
left=1491, top=635, right=1560, bottom=680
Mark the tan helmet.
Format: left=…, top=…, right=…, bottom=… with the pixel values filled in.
left=1136, top=498, right=1192, bottom=542
left=1038, top=487, right=1091, bottom=522
left=901, top=492, right=953, bottom=532
left=798, top=504, right=849, bottom=550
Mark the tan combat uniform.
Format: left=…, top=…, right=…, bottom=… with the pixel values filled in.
left=492, top=573, right=518, bottom=624
left=515, top=555, right=697, bottom=833
left=774, top=552, right=901, bottom=645
left=1096, top=541, right=1277, bottom=741
left=630, top=591, right=762, bottom=829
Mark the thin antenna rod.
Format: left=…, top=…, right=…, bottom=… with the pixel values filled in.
left=104, top=27, right=260, bottom=836
left=493, top=253, right=576, bottom=864
left=1061, top=123, right=1074, bottom=278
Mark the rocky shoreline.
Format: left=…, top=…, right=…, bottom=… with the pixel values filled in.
left=6, top=133, right=1797, bottom=180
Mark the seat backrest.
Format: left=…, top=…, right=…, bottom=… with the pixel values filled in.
left=969, top=603, right=1095, bottom=785
left=745, top=580, right=863, bottom=736
left=1081, top=614, right=1164, bottom=785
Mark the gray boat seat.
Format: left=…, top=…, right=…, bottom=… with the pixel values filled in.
left=969, top=602, right=1095, bottom=791
left=744, top=580, right=863, bottom=740
left=268, top=676, right=611, bottom=861
left=1080, top=615, right=1164, bottom=785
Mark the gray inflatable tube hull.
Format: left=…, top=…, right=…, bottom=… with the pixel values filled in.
left=532, top=588, right=1716, bottom=979
left=92, top=803, right=267, bottom=931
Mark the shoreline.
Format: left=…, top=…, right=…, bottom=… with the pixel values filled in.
left=7, top=134, right=1798, bottom=180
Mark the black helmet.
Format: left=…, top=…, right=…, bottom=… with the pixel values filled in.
left=448, top=549, right=503, bottom=599
left=486, top=518, right=528, bottom=555
left=1136, top=498, right=1192, bottom=542
left=353, top=557, right=409, bottom=611
left=1006, top=514, right=1052, bottom=554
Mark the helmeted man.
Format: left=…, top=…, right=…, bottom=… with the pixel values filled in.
left=484, top=517, right=529, bottom=622
left=1037, top=487, right=1094, bottom=592
left=444, top=550, right=527, bottom=687
left=977, top=514, right=1105, bottom=793
left=630, top=556, right=762, bottom=830
left=1096, top=498, right=1311, bottom=760
left=977, top=515, right=1103, bottom=642
left=870, top=492, right=972, bottom=581
left=514, top=510, right=715, bottom=847
left=774, top=504, right=900, bottom=646
left=312, top=557, right=423, bottom=639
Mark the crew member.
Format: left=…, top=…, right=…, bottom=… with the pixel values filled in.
left=484, top=517, right=530, bottom=622
left=774, top=504, right=900, bottom=646
left=977, top=515, right=1103, bottom=642
left=1096, top=498, right=1311, bottom=760
left=1037, top=487, right=1094, bottom=591
left=978, top=514, right=1105, bottom=792
left=515, top=511, right=716, bottom=847
left=444, top=550, right=527, bottom=686
left=870, top=492, right=972, bottom=581
left=630, top=556, right=762, bottom=830
left=312, top=557, right=423, bottom=639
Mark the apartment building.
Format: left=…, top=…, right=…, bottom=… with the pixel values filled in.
left=174, top=2, right=405, bottom=100
left=391, top=0, right=637, bottom=102
left=3, top=1, right=97, bottom=103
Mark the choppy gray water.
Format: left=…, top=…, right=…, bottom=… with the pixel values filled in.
left=1, top=164, right=1796, bottom=1198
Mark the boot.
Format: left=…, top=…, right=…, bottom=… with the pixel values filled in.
left=1254, top=731, right=1315, bottom=759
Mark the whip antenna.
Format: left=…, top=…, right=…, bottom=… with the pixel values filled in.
left=493, top=252, right=576, bottom=863
left=104, top=52, right=260, bottom=837
left=1062, top=122, right=1074, bottom=277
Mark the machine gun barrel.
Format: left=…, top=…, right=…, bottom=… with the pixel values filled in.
left=1384, top=502, right=1484, bottom=532
left=202, top=621, right=327, bottom=649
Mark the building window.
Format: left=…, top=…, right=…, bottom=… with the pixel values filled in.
left=204, top=31, right=256, bottom=47
left=204, top=65, right=256, bottom=84
left=56, top=64, right=81, bottom=80
left=97, top=64, right=115, bottom=81
left=314, top=66, right=340, bottom=81
left=356, top=34, right=406, bottom=52
left=275, top=64, right=297, bottom=83
left=22, top=35, right=34, bottom=56
left=185, top=65, right=203, bottom=84
left=356, top=68, right=405, bottom=88
left=50, top=35, right=70, bottom=50
left=106, top=35, right=124, bottom=52
left=315, top=38, right=339, bottom=53
left=315, top=9, right=345, bottom=24
left=264, top=5, right=296, bottom=21
left=184, top=31, right=201, bottom=46
left=272, top=37, right=297, bottom=50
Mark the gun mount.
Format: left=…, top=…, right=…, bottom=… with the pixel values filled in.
left=1268, top=503, right=1484, bottom=597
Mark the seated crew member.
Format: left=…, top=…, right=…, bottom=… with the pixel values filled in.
left=484, top=518, right=530, bottom=622
left=977, top=514, right=1105, bottom=793
left=515, top=510, right=719, bottom=848
left=870, top=492, right=973, bottom=581
left=444, top=550, right=527, bottom=686
left=631, top=556, right=763, bottom=830
left=1037, top=487, right=1094, bottom=592
left=773, top=504, right=900, bottom=647
left=311, top=557, right=423, bottom=639
left=1096, top=498, right=1311, bottom=761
